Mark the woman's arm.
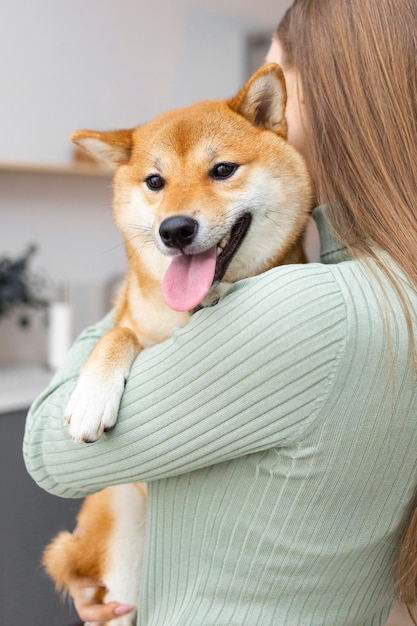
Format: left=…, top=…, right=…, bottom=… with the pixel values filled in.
left=24, top=263, right=346, bottom=497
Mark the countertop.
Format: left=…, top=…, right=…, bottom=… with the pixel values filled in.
left=0, top=364, right=54, bottom=413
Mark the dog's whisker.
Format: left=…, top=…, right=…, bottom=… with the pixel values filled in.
left=264, top=212, right=281, bottom=225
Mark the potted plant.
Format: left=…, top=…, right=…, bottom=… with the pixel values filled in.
left=0, top=245, right=48, bottom=327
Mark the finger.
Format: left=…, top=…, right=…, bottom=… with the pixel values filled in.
left=75, top=600, right=134, bottom=623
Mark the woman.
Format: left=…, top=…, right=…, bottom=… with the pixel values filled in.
left=24, top=0, right=417, bottom=624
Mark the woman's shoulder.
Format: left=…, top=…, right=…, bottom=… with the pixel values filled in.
left=225, top=260, right=350, bottom=314
left=219, top=254, right=409, bottom=354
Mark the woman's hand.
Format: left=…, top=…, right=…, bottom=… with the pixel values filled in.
left=69, top=576, right=134, bottom=624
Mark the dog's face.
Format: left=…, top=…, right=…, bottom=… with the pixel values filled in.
left=73, top=64, right=313, bottom=312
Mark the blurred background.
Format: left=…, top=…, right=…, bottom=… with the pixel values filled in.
left=0, top=1, right=291, bottom=624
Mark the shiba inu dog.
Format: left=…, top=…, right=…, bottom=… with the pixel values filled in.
left=42, top=63, right=313, bottom=625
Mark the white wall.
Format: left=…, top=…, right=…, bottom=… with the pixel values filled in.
left=0, top=0, right=290, bottom=165
left=0, top=0, right=291, bottom=364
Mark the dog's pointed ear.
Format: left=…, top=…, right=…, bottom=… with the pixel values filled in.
left=71, top=129, right=134, bottom=169
left=228, top=63, right=287, bottom=138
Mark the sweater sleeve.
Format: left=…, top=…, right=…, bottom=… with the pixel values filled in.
left=23, top=263, right=346, bottom=498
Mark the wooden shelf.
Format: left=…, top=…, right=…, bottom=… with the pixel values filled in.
left=0, top=161, right=112, bottom=177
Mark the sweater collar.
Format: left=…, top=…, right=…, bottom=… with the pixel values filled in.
left=313, top=205, right=353, bottom=265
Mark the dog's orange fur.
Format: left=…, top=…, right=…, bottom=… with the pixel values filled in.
left=43, top=64, right=313, bottom=625
left=43, top=484, right=147, bottom=607
left=43, top=488, right=116, bottom=602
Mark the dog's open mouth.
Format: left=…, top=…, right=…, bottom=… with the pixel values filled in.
left=162, top=213, right=252, bottom=312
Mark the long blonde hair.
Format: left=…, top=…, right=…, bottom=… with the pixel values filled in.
left=277, top=0, right=417, bottom=619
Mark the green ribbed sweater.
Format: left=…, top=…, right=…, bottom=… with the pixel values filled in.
left=24, top=206, right=417, bottom=625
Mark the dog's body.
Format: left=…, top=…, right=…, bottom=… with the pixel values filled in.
left=42, top=64, right=312, bottom=625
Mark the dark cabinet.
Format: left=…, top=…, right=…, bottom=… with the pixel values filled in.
left=0, top=409, right=82, bottom=625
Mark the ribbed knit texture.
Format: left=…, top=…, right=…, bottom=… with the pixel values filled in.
left=24, top=206, right=417, bottom=625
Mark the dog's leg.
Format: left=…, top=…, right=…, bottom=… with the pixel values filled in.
left=65, top=327, right=140, bottom=443
left=43, top=484, right=147, bottom=625
left=100, top=484, right=147, bottom=626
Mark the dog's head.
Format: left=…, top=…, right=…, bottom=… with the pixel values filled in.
left=72, top=63, right=313, bottom=312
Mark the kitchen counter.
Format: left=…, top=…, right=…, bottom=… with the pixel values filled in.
left=0, top=364, right=53, bottom=413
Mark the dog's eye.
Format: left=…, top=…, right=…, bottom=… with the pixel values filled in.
left=145, top=174, right=165, bottom=190
left=210, top=162, right=238, bottom=180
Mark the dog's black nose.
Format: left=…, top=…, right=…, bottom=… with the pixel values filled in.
left=159, top=216, right=199, bottom=249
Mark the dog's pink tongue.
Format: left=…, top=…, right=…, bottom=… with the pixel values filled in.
left=162, top=247, right=217, bottom=311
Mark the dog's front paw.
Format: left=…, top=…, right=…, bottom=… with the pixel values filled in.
left=65, top=369, right=126, bottom=443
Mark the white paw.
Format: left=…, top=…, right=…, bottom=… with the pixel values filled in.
left=65, top=368, right=126, bottom=443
